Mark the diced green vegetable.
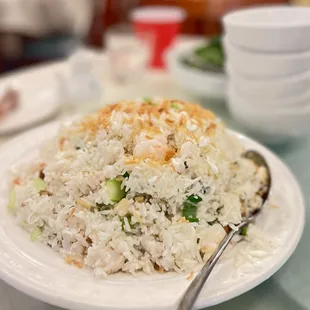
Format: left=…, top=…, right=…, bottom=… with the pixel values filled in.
left=30, top=227, right=43, bottom=241
left=188, top=217, right=199, bottom=223
left=187, top=194, right=202, bottom=203
left=7, top=188, right=16, bottom=211
left=33, top=178, right=46, bottom=191
left=107, top=179, right=126, bottom=203
left=170, top=102, right=182, bottom=110
left=143, top=97, right=157, bottom=105
left=182, top=201, right=198, bottom=222
left=183, top=195, right=202, bottom=222
left=95, top=203, right=109, bottom=211
left=121, top=215, right=134, bottom=230
left=207, top=220, right=216, bottom=226
left=240, top=226, right=248, bottom=236
left=123, top=172, right=130, bottom=179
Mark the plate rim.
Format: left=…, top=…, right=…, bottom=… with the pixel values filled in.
left=0, top=120, right=305, bottom=310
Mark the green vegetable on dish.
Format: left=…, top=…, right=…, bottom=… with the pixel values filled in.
left=187, top=194, right=202, bottom=203
left=143, top=97, right=156, bottom=105
left=182, top=36, right=225, bottom=73
left=182, top=201, right=199, bottom=223
left=30, top=227, right=44, bottom=241
left=170, top=101, right=183, bottom=111
left=240, top=226, right=248, bottom=236
left=143, top=97, right=157, bottom=106
left=95, top=203, right=109, bottom=211
left=33, top=178, right=46, bottom=191
left=123, top=172, right=130, bottom=179
left=7, top=188, right=16, bottom=211
left=106, top=179, right=126, bottom=203
left=121, top=215, right=134, bottom=230
left=195, top=36, right=224, bottom=67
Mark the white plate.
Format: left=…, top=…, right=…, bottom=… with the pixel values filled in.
left=0, top=65, right=62, bottom=135
left=0, top=121, right=305, bottom=310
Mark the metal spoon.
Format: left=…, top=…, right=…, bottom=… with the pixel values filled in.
left=177, top=150, right=271, bottom=310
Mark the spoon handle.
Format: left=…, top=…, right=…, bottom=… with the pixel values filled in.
left=177, top=229, right=237, bottom=310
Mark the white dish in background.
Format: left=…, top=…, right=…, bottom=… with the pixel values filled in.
left=0, top=88, right=61, bottom=135
left=223, top=6, right=310, bottom=52
left=223, top=37, right=310, bottom=78
left=0, top=68, right=63, bottom=135
left=227, top=66, right=310, bottom=100
left=166, top=42, right=227, bottom=100
left=0, top=120, right=305, bottom=310
left=228, top=87, right=310, bottom=142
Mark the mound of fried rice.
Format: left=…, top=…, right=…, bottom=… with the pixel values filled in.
left=8, top=99, right=268, bottom=277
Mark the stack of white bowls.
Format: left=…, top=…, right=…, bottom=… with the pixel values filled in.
left=223, top=6, right=310, bottom=143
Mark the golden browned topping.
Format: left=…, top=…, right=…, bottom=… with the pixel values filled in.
left=79, top=99, right=216, bottom=135
left=186, top=272, right=194, bottom=280
left=65, top=256, right=84, bottom=269
left=58, top=99, right=222, bottom=167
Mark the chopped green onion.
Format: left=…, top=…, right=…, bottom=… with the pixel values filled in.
left=33, top=178, right=46, bottom=191
left=240, top=226, right=248, bottom=236
left=7, top=188, right=16, bottom=211
left=182, top=201, right=198, bottom=222
left=188, top=217, right=199, bottom=223
left=106, top=179, right=126, bottom=203
left=30, top=227, right=43, bottom=241
left=95, top=203, right=109, bottom=211
left=170, top=101, right=182, bottom=110
left=121, top=215, right=134, bottom=230
left=123, top=172, right=130, bottom=179
left=187, top=194, right=202, bottom=203
left=143, top=97, right=157, bottom=105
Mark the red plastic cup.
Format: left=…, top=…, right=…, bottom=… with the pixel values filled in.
left=131, top=6, right=186, bottom=69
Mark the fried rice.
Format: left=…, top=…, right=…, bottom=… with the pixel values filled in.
left=7, top=99, right=268, bottom=277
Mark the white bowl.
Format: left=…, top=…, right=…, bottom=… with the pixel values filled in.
left=223, top=37, right=310, bottom=78
left=229, top=83, right=310, bottom=107
left=165, top=42, right=227, bottom=100
left=223, top=6, right=310, bottom=53
left=228, top=87, right=310, bottom=143
left=227, top=66, right=310, bottom=100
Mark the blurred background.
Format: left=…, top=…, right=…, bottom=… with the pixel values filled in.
left=0, top=0, right=307, bottom=74
left=1, top=0, right=309, bottom=141
left=1, top=2, right=310, bottom=310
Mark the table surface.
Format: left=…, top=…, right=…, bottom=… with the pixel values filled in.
left=0, top=44, right=309, bottom=310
